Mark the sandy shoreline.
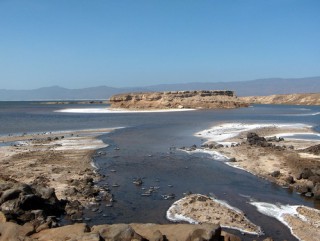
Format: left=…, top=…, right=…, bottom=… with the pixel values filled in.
left=0, top=128, right=115, bottom=202
left=190, top=122, right=320, bottom=240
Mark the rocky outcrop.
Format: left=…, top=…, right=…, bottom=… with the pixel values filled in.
left=0, top=181, right=65, bottom=229
left=240, top=93, right=320, bottom=105
left=0, top=222, right=229, bottom=241
left=109, top=90, right=248, bottom=109
left=303, top=144, right=320, bottom=155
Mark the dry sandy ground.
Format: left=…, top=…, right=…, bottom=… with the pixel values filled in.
left=0, top=129, right=113, bottom=202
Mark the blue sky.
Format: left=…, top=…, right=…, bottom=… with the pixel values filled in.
left=0, top=0, right=319, bottom=89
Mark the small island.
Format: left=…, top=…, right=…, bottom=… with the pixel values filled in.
left=109, top=90, right=248, bottom=109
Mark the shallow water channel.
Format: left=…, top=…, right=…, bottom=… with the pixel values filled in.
left=1, top=102, right=320, bottom=240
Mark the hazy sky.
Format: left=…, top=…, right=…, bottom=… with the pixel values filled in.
left=0, top=0, right=319, bottom=89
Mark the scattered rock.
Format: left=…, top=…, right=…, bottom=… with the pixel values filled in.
left=0, top=222, right=35, bottom=241
left=221, top=231, right=241, bottom=241
left=65, top=200, right=84, bottom=220
left=247, top=132, right=267, bottom=146
left=31, top=223, right=92, bottom=241
left=131, top=223, right=221, bottom=241
left=304, top=192, right=313, bottom=197
left=270, top=170, right=281, bottom=178
left=92, top=224, right=147, bottom=241
left=308, top=175, right=320, bottom=185
left=133, top=178, right=143, bottom=186
left=300, top=168, right=314, bottom=179
left=284, top=175, right=295, bottom=184
left=0, top=182, right=65, bottom=228
left=228, top=157, right=237, bottom=162
left=293, top=183, right=309, bottom=194
left=303, top=144, right=320, bottom=155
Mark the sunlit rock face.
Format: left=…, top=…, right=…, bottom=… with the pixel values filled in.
left=110, top=90, right=248, bottom=109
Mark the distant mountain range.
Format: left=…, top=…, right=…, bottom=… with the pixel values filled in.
left=0, top=77, right=319, bottom=101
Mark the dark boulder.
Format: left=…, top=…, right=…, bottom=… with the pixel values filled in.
left=284, top=175, right=295, bottom=184
left=246, top=132, right=267, bottom=146
left=308, top=175, right=320, bottom=185
left=270, top=170, right=281, bottom=178
left=0, top=182, right=65, bottom=227
left=0, top=189, right=21, bottom=204
left=300, top=168, right=314, bottom=179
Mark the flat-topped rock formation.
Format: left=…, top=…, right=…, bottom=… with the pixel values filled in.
left=109, top=90, right=248, bottom=109
left=240, top=93, right=320, bottom=105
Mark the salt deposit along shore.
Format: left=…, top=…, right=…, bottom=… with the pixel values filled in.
left=55, top=107, right=196, bottom=113
left=187, top=122, right=320, bottom=240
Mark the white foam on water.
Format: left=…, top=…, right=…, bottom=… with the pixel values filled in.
left=166, top=208, right=199, bottom=224
left=90, top=160, right=99, bottom=170
left=284, top=112, right=320, bottom=116
left=249, top=201, right=318, bottom=240
left=250, top=202, right=300, bottom=222
left=55, top=107, right=196, bottom=113
left=182, top=148, right=229, bottom=161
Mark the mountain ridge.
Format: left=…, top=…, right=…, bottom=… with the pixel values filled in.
left=0, top=76, right=319, bottom=101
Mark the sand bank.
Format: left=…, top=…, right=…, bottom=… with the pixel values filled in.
left=167, top=194, right=262, bottom=235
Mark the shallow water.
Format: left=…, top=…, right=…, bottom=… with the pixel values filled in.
left=1, top=102, right=320, bottom=240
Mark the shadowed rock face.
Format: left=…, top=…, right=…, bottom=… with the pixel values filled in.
left=109, top=90, right=248, bottom=109
left=0, top=182, right=65, bottom=228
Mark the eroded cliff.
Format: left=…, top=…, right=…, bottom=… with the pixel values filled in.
left=109, top=90, right=248, bottom=109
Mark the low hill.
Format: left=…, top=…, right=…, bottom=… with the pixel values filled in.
left=240, top=93, right=320, bottom=105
